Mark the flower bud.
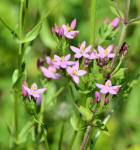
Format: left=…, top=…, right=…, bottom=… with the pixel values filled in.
left=22, top=81, right=28, bottom=97
left=37, top=58, right=44, bottom=69
left=90, top=98, right=94, bottom=104
left=120, top=42, right=129, bottom=56
left=104, top=96, right=109, bottom=105
left=36, top=96, right=42, bottom=105
left=58, top=27, right=64, bottom=37
left=84, top=58, right=89, bottom=68
left=104, top=17, right=109, bottom=24
left=71, top=19, right=76, bottom=29
left=95, top=91, right=101, bottom=103
left=110, top=17, right=120, bottom=28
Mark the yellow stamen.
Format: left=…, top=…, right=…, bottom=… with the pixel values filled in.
left=61, top=56, right=65, bottom=60
left=73, top=70, right=78, bottom=75
left=51, top=67, right=56, bottom=73
left=104, top=49, right=108, bottom=55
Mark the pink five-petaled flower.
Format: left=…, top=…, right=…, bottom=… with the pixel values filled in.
left=96, top=80, right=121, bottom=95
left=88, top=49, right=98, bottom=60
left=67, top=61, right=87, bottom=84
left=41, top=66, right=61, bottom=80
left=61, top=19, right=79, bottom=39
left=45, top=56, right=60, bottom=69
left=98, top=44, right=115, bottom=59
left=23, top=83, right=46, bottom=98
left=54, top=54, right=75, bottom=69
left=70, top=41, right=92, bottom=58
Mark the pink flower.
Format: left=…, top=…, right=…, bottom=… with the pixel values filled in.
left=95, top=91, right=101, bottom=102
left=41, top=66, right=61, bottom=80
left=52, top=23, right=64, bottom=37
left=70, top=41, right=92, bottom=58
left=110, top=17, right=120, bottom=28
left=23, top=83, right=46, bottom=98
left=45, top=56, right=60, bottom=69
left=61, top=19, right=79, bottom=39
left=88, top=49, right=98, bottom=60
left=97, top=45, right=115, bottom=59
left=96, top=80, right=121, bottom=95
left=54, top=54, right=75, bottom=69
left=67, top=61, right=87, bottom=84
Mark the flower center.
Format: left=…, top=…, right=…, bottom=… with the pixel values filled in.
left=104, top=49, right=108, bottom=55
left=52, top=59, right=56, bottom=62
left=80, top=50, right=83, bottom=54
left=50, top=67, right=56, bottom=73
left=31, top=85, right=37, bottom=90
left=81, top=46, right=85, bottom=50
left=107, top=81, right=111, bottom=86
left=66, top=25, right=71, bottom=31
left=61, top=56, right=65, bottom=61
left=73, top=70, right=78, bottom=75
left=93, top=50, right=97, bottom=53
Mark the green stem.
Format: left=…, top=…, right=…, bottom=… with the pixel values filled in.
left=110, top=24, right=126, bottom=69
left=58, top=122, right=65, bottom=150
left=43, top=129, right=50, bottom=150
left=90, top=100, right=119, bottom=150
left=14, top=92, right=18, bottom=141
left=89, top=0, right=96, bottom=45
left=80, top=126, right=92, bottom=150
left=67, top=130, right=77, bottom=150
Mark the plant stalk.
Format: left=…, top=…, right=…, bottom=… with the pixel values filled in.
left=67, top=130, right=77, bottom=150
left=80, top=126, right=92, bottom=150
left=89, top=0, right=96, bottom=45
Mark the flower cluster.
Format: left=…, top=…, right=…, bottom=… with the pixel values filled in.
left=52, top=19, right=79, bottom=39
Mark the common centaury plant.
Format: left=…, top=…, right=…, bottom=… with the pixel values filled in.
left=1, top=0, right=140, bottom=149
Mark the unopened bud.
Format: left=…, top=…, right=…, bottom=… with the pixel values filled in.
left=90, top=98, right=94, bottom=104
left=22, top=81, right=28, bottom=97
left=36, top=96, right=42, bottom=105
left=95, top=91, right=101, bottom=103
left=84, top=58, right=89, bottom=68
left=120, top=42, right=129, bottom=56
left=58, top=27, right=64, bottom=37
left=37, top=58, right=44, bottom=69
left=104, top=96, right=109, bottom=105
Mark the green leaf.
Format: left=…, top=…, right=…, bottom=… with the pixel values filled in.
left=79, top=106, right=93, bottom=121
left=127, top=145, right=140, bottom=150
left=70, top=114, right=80, bottom=131
left=93, top=120, right=110, bottom=136
left=132, top=20, right=140, bottom=24
left=110, top=6, right=124, bottom=19
left=112, top=68, right=126, bottom=80
left=17, top=23, right=42, bottom=43
left=12, top=69, right=19, bottom=85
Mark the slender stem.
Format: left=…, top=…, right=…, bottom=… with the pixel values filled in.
left=80, top=126, right=92, bottom=150
left=110, top=24, right=126, bottom=69
left=14, top=0, right=25, bottom=143
left=89, top=0, right=96, bottom=45
left=43, top=129, right=50, bottom=150
left=58, top=122, right=65, bottom=150
left=114, top=0, right=124, bottom=23
left=90, top=100, right=118, bottom=150
left=110, top=55, right=124, bottom=78
left=67, top=130, right=77, bottom=150
left=127, top=16, right=140, bottom=24
left=124, top=0, right=130, bottom=24
left=14, top=92, right=18, bottom=141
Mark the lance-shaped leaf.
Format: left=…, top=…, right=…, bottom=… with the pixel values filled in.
left=79, top=106, right=93, bottom=121
left=70, top=113, right=80, bottom=131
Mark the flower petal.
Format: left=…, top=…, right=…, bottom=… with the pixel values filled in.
left=35, top=88, right=47, bottom=94
left=107, top=44, right=114, bottom=54
left=64, top=54, right=71, bottom=61
left=78, top=70, right=87, bottom=76
left=74, top=53, right=82, bottom=58
left=81, top=41, right=86, bottom=48
left=108, top=54, right=115, bottom=58
left=100, top=88, right=109, bottom=94
left=105, top=80, right=112, bottom=87
left=54, top=55, right=61, bottom=62
left=73, top=76, right=79, bottom=84
left=70, top=46, right=80, bottom=53
left=71, top=18, right=76, bottom=29
left=96, top=83, right=105, bottom=89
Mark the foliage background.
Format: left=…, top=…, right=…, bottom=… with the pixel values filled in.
left=0, top=0, right=140, bottom=149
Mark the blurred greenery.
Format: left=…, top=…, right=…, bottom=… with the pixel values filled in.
left=0, top=0, right=140, bottom=150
